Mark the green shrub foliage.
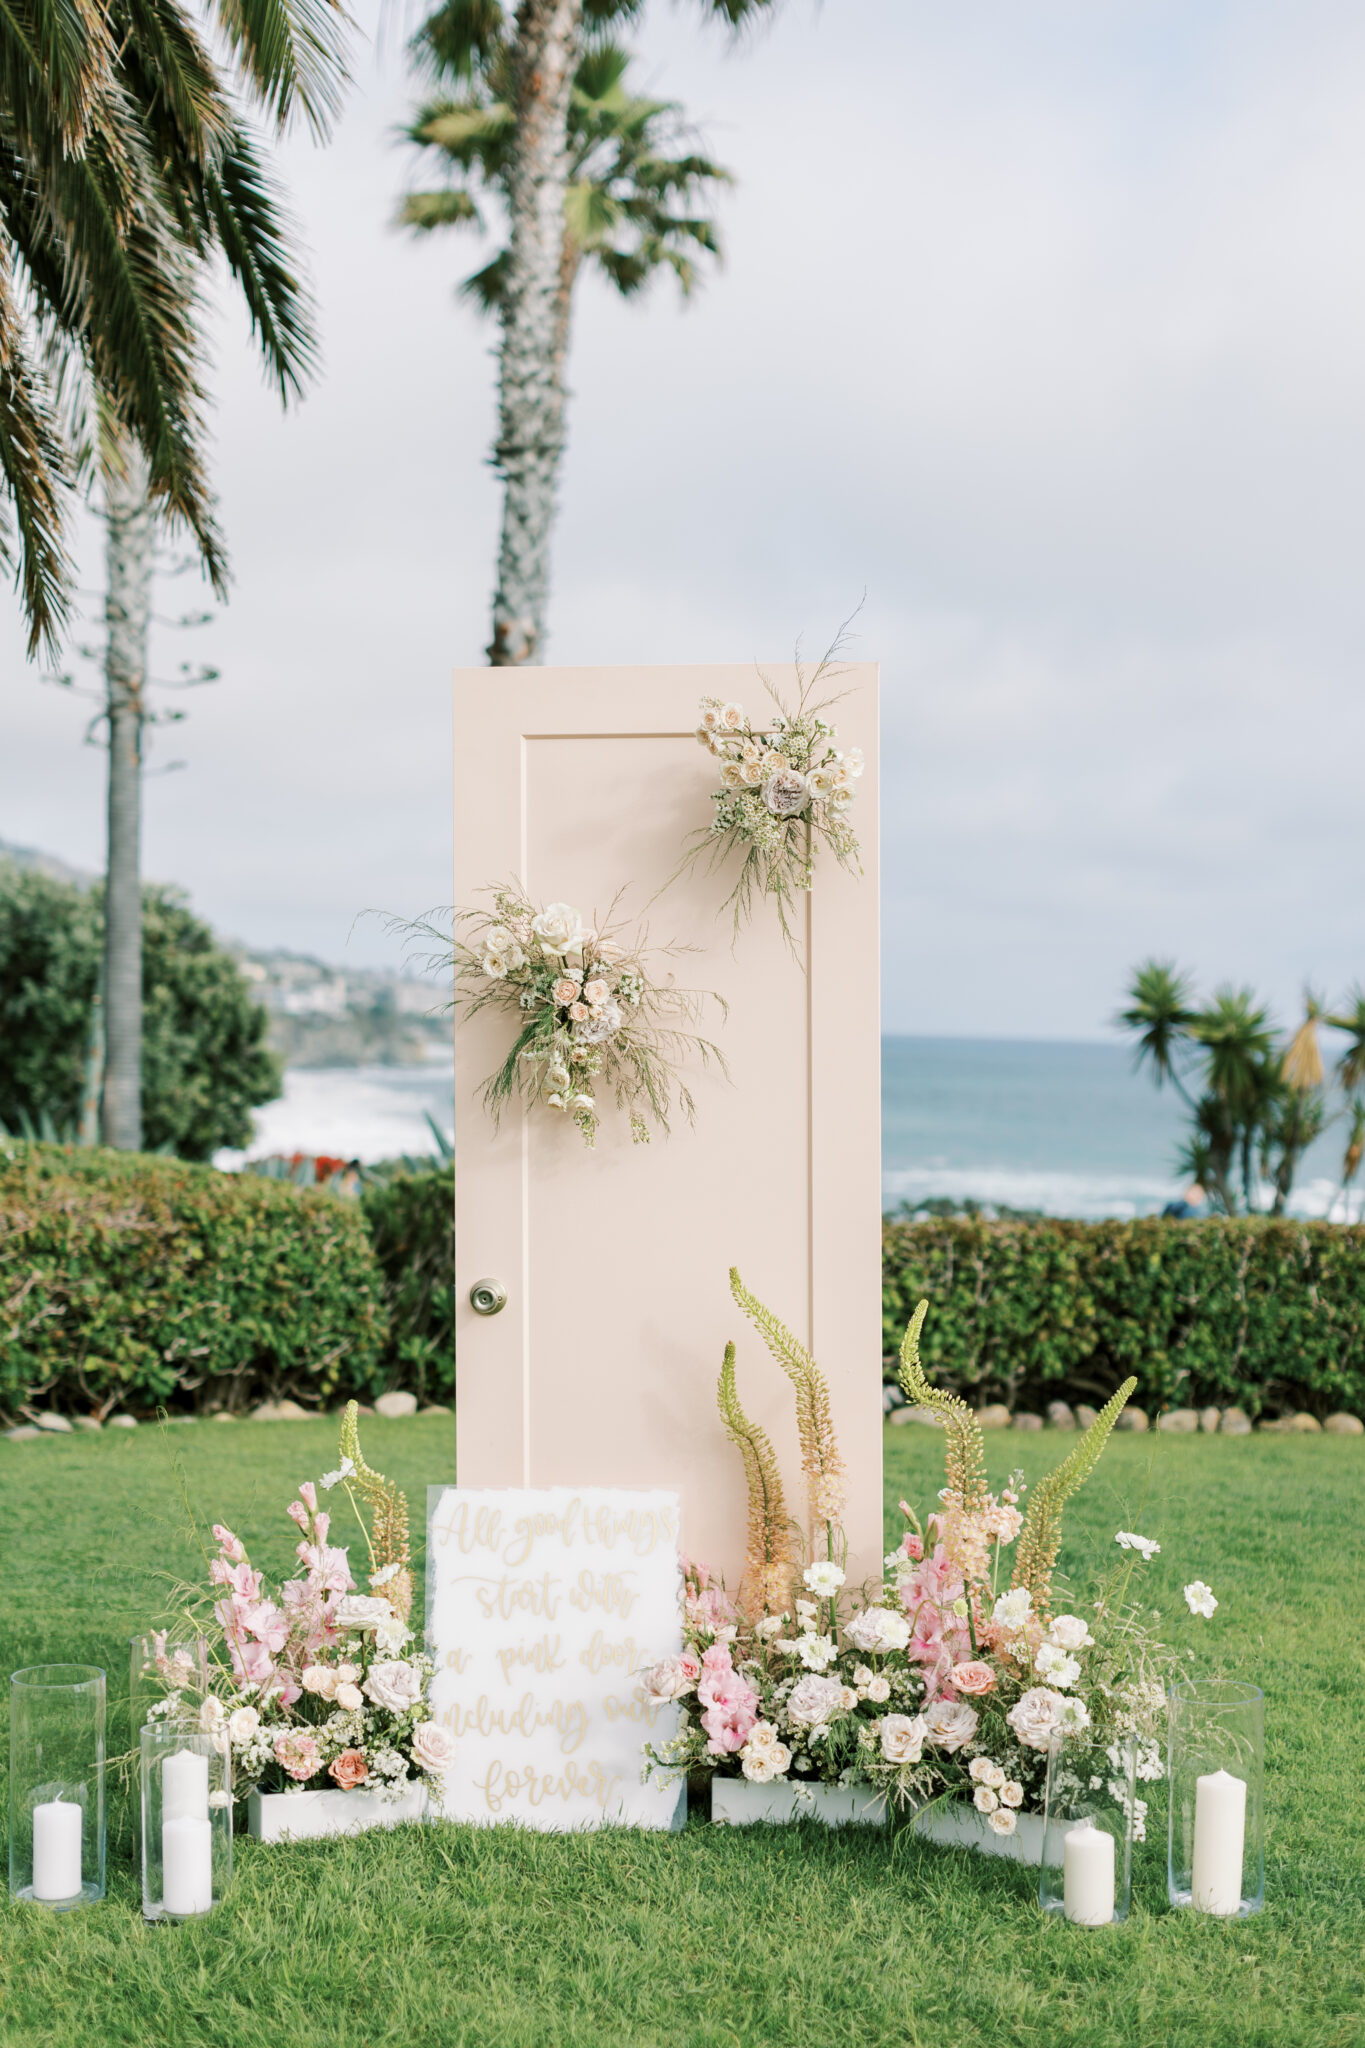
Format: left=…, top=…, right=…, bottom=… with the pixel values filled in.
left=0, top=862, right=281, bottom=1158
left=360, top=1166, right=455, bottom=1404
left=0, top=1144, right=387, bottom=1419
left=883, top=1215, right=1365, bottom=1419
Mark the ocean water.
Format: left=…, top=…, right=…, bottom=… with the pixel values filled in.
left=219, top=1037, right=1359, bottom=1221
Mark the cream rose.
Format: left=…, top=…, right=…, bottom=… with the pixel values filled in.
left=864, top=1674, right=891, bottom=1703
left=988, top=1806, right=1018, bottom=1835
left=1000, top=1780, right=1024, bottom=1808
left=720, top=762, right=747, bottom=789
left=530, top=903, right=585, bottom=956
left=763, top=768, right=809, bottom=816
left=720, top=701, right=745, bottom=730
left=922, top=1699, right=979, bottom=1752
left=879, top=1713, right=927, bottom=1764
left=301, top=1664, right=339, bottom=1700
left=363, top=1660, right=424, bottom=1714
left=973, top=1784, right=999, bottom=1813
left=1045, top=1614, right=1094, bottom=1651
left=583, top=979, right=610, bottom=1006
left=844, top=1606, right=912, bottom=1654
left=412, top=1721, right=456, bottom=1773
left=227, top=1706, right=260, bottom=1745
left=1005, top=1686, right=1068, bottom=1752
left=552, top=978, right=579, bottom=1007
left=787, top=1674, right=847, bottom=1728
left=336, top=1682, right=364, bottom=1711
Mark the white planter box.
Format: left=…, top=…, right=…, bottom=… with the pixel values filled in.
left=710, top=1779, right=888, bottom=1828
left=912, top=1799, right=1044, bottom=1865
left=248, top=1782, right=427, bottom=1843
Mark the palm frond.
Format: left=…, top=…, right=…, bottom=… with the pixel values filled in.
left=0, top=249, right=71, bottom=651
left=212, top=0, right=352, bottom=138
left=200, top=125, right=316, bottom=401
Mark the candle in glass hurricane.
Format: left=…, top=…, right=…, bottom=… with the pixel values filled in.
left=162, top=1749, right=209, bottom=1824
left=1063, top=1819, right=1116, bottom=1926
left=32, top=1799, right=83, bottom=1902
left=162, top=1815, right=213, bottom=1915
left=1191, top=1769, right=1247, bottom=1915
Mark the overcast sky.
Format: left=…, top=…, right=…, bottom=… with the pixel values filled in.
left=3, top=0, right=1363, bottom=1039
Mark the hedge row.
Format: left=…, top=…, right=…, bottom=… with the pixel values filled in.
left=1, top=1143, right=387, bottom=1418
left=883, top=1215, right=1365, bottom=1420
left=6, top=1147, right=1365, bottom=1421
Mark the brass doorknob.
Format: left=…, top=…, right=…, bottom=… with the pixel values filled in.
left=469, top=1277, right=508, bottom=1317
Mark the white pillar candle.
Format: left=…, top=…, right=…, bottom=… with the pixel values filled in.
left=1191, top=1767, right=1246, bottom=1915
left=1062, top=1819, right=1115, bottom=1925
left=32, top=1797, right=83, bottom=1901
left=162, top=1815, right=213, bottom=1915
left=162, top=1749, right=209, bottom=1824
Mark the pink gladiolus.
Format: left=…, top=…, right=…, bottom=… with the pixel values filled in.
left=299, top=1481, right=318, bottom=1515
left=313, top=1511, right=330, bottom=1546
left=700, top=1644, right=733, bottom=1674
left=902, top=1532, right=924, bottom=1562
left=213, top=1524, right=246, bottom=1563
left=698, top=1664, right=760, bottom=1755
left=287, top=1501, right=309, bottom=1530
left=240, top=1599, right=289, bottom=1652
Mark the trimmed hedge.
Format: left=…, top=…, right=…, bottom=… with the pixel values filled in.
left=882, top=1216, right=1365, bottom=1420
left=360, top=1166, right=455, bottom=1406
left=0, top=1143, right=387, bottom=1419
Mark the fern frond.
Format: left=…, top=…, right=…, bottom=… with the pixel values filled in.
left=897, top=1298, right=988, bottom=1515
left=728, top=1267, right=846, bottom=1553
left=1010, top=1376, right=1137, bottom=1613
left=339, top=1400, right=413, bottom=1620
left=717, top=1341, right=795, bottom=1616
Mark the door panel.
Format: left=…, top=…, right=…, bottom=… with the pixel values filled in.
left=452, top=664, right=882, bottom=1589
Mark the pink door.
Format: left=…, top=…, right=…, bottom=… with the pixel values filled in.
left=452, top=664, right=883, bottom=1590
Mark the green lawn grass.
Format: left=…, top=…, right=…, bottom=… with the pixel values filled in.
left=1, top=1416, right=1361, bottom=2048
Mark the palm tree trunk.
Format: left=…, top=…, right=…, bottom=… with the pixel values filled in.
left=101, top=439, right=155, bottom=1151
left=487, top=0, right=584, bottom=667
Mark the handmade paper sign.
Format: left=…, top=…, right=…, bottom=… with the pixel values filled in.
left=425, top=1485, right=685, bottom=1831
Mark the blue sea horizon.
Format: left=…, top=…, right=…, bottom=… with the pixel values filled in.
left=218, top=1035, right=1356, bottom=1222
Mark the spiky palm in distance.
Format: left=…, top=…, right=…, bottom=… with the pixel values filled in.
left=399, top=0, right=769, bottom=665
left=0, top=0, right=348, bottom=655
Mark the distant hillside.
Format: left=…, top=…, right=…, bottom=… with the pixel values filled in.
left=0, top=840, right=449, bottom=1069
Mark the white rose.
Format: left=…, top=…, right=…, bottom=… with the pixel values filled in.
left=720, top=762, right=747, bottom=789
left=530, top=903, right=584, bottom=956
left=973, top=1785, right=998, bottom=1813
left=228, top=1706, right=260, bottom=1745
left=301, top=1664, right=339, bottom=1700
left=551, top=978, right=579, bottom=1007
left=411, top=1721, right=456, bottom=1774
left=363, top=1661, right=424, bottom=1715
left=740, top=760, right=764, bottom=787
left=742, top=1748, right=778, bottom=1784
left=983, top=1763, right=1006, bottom=1790
left=720, top=701, right=745, bottom=730
left=879, top=1714, right=927, bottom=1764
left=786, top=1675, right=847, bottom=1728
left=843, top=747, right=865, bottom=777
left=922, top=1700, right=979, bottom=1753
left=806, top=765, right=835, bottom=800
left=583, top=980, right=610, bottom=1006
left=1000, top=1780, right=1024, bottom=1808
left=987, top=1806, right=1018, bottom=1835
left=802, top=1561, right=846, bottom=1597
left=968, top=1756, right=996, bottom=1784
left=198, top=1696, right=225, bottom=1732
left=1006, top=1686, right=1068, bottom=1752
left=547, top=1062, right=570, bottom=1090
left=844, top=1606, right=912, bottom=1654
left=336, top=1682, right=364, bottom=1711
left=335, top=1595, right=397, bottom=1635
left=700, top=706, right=723, bottom=733
left=1046, top=1614, right=1094, bottom=1651
left=568, top=1093, right=596, bottom=1115
left=865, top=1675, right=891, bottom=1703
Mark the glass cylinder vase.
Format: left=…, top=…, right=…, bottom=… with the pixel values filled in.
left=9, top=1666, right=106, bottom=1911
left=1167, top=1679, right=1264, bottom=1917
left=140, top=1721, right=233, bottom=1922
left=1038, top=1728, right=1136, bottom=1926
left=129, top=1634, right=211, bottom=1742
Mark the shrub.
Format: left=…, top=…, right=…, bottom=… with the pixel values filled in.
left=0, top=1143, right=387, bottom=1419
left=882, top=1215, right=1365, bottom=1420
left=361, top=1166, right=455, bottom=1404
left=0, top=863, right=281, bottom=1158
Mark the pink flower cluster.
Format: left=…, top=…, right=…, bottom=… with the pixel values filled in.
left=209, top=1482, right=356, bottom=1704
left=896, top=1537, right=972, bottom=1702
left=697, top=1644, right=759, bottom=1755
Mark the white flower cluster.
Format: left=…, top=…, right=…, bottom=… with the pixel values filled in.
left=695, top=699, right=863, bottom=827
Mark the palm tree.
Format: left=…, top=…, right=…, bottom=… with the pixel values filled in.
left=1328, top=988, right=1365, bottom=1093
left=401, top=0, right=776, bottom=666
left=0, top=0, right=347, bottom=656
left=1117, top=960, right=1198, bottom=1107
left=1338, top=1099, right=1365, bottom=1222
left=83, top=2, right=349, bottom=1149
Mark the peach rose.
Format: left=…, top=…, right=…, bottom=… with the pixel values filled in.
left=328, top=1748, right=369, bottom=1791
left=950, top=1661, right=998, bottom=1696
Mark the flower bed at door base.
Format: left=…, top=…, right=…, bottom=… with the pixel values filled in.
left=642, top=1273, right=1210, bottom=1832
